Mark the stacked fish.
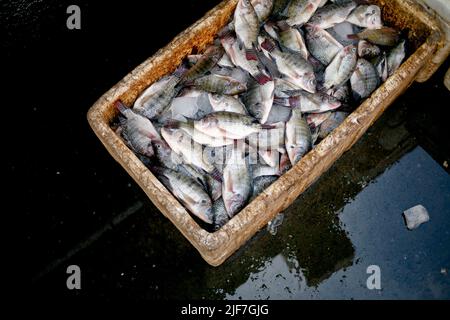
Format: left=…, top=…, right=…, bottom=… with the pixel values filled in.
left=114, top=0, right=406, bottom=230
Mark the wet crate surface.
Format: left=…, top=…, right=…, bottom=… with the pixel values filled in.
left=87, top=0, right=444, bottom=266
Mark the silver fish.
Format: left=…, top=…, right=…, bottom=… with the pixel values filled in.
left=115, top=101, right=159, bottom=158
left=241, top=79, right=275, bottom=124
left=194, top=111, right=275, bottom=140
left=212, top=197, right=229, bottom=230
left=309, top=1, right=357, bottom=29
left=222, top=145, right=252, bottom=217
left=286, top=0, right=323, bottom=27
left=346, top=5, right=383, bottom=29
left=234, top=0, right=260, bottom=60
left=161, top=127, right=220, bottom=178
left=324, top=45, right=358, bottom=89
left=251, top=175, right=278, bottom=201
left=375, top=52, right=389, bottom=82
left=206, top=174, right=222, bottom=202
left=133, top=74, right=182, bottom=120
left=327, top=83, right=350, bottom=102
left=306, top=111, right=332, bottom=128
left=285, top=108, right=312, bottom=166
left=247, top=121, right=285, bottom=151
left=182, top=46, right=224, bottom=83
left=189, top=74, right=247, bottom=95
left=259, top=36, right=317, bottom=93
left=208, top=93, right=248, bottom=114
left=251, top=0, right=274, bottom=22
left=387, top=40, right=406, bottom=77
left=220, top=32, right=272, bottom=84
left=153, top=167, right=213, bottom=224
left=174, top=120, right=234, bottom=147
left=305, top=24, right=344, bottom=66
left=276, top=21, right=309, bottom=60
left=350, top=58, right=379, bottom=100
left=319, top=111, right=349, bottom=138
left=357, top=40, right=381, bottom=59
left=274, top=91, right=341, bottom=113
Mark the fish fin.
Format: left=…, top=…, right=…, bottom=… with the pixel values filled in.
left=254, top=72, right=272, bottom=85
left=260, top=38, right=276, bottom=53
left=245, top=47, right=258, bottom=61
left=276, top=20, right=290, bottom=32
left=114, top=100, right=128, bottom=115
left=347, top=34, right=360, bottom=40
left=261, top=124, right=277, bottom=130
left=273, top=96, right=290, bottom=106
left=210, top=168, right=222, bottom=183
left=163, top=119, right=181, bottom=129
left=173, top=63, right=189, bottom=79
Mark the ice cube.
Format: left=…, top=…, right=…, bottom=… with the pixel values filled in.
left=403, top=205, right=430, bottom=230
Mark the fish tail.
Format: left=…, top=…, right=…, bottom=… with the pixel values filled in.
left=260, top=38, right=276, bottom=53
left=347, top=34, right=360, bottom=40
left=276, top=20, right=290, bottom=32
left=254, top=72, right=272, bottom=85
left=210, top=168, right=222, bottom=182
left=273, top=96, right=289, bottom=106
left=164, top=119, right=181, bottom=129
left=245, top=47, right=258, bottom=61
left=173, top=63, right=189, bottom=79
left=261, top=124, right=277, bottom=130
left=114, top=100, right=129, bottom=115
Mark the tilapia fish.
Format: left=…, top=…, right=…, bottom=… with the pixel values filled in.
left=387, top=40, right=406, bottom=77
left=285, top=108, right=312, bottom=166
left=260, top=36, right=317, bottom=93
left=194, top=111, right=275, bottom=140
left=346, top=5, right=382, bottom=29
left=208, top=93, right=248, bottom=114
left=276, top=21, right=309, bottom=60
left=286, top=0, right=323, bottom=27
left=220, top=31, right=272, bottom=84
left=188, top=74, right=247, bottom=95
left=309, top=1, right=357, bottom=30
left=350, top=58, right=379, bottom=100
left=133, top=73, right=182, bottom=120
left=161, top=127, right=221, bottom=180
left=358, top=40, right=381, bottom=59
left=115, top=101, right=159, bottom=158
left=241, top=78, right=275, bottom=124
left=324, top=45, right=358, bottom=89
left=305, top=24, right=343, bottom=66
left=153, top=167, right=213, bottom=224
left=274, top=91, right=341, bottom=113
left=234, top=0, right=260, bottom=60
left=348, top=27, right=400, bottom=46
left=251, top=0, right=274, bottom=22
left=181, top=46, right=224, bottom=83
left=222, top=146, right=252, bottom=217
left=212, top=197, right=230, bottom=230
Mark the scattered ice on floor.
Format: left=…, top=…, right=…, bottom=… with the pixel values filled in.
left=403, top=205, right=430, bottom=230
left=267, top=213, right=285, bottom=236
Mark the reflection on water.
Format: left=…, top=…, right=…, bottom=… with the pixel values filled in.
left=36, top=102, right=450, bottom=300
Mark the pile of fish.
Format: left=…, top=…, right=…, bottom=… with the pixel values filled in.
left=114, top=0, right=406, bottom=230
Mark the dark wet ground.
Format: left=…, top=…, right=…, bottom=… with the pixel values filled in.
left=5, top=0, right=450, bottom=300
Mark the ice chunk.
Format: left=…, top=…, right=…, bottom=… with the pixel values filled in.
left=403, top=205, right=430, bottom=230
left=267, top=213, right=285, bottom=236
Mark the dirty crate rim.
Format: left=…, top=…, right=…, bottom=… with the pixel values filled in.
left=87, top=0, right=443, bottom=266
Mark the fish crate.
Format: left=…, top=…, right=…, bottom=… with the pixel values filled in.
left=87, top=0, right=445, bottom=266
